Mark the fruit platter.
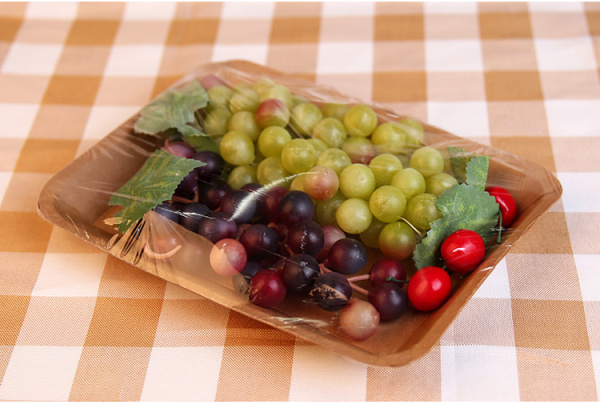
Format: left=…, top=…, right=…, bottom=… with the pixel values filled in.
left=38, top=60, right=562, bottom=366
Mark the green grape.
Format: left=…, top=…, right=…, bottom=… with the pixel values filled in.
left=207, top=85, right=233, bottom=109
left=219, top=130, right=255, bottom=166
left=378, top=221, right=416, bottom=261
left=312, top=117, right=348, bottom=148
left=204, top=107, right=232, bottom=136
left=253, top=77, right=276, bottom=95
left=369, top=185, right=407, bottom=223
left=289, top=173, right=307, bottom=192
left=368, top=153, right=403, bottom=187
left=315, top=191, right=346, bottom=227
left=227, top=165, right=258, bottom=189
left=399, top=118, right=425, bottom=146
left=257, top=157, right=291, bottom=187
left=258, top=126, right=292, bottom=158
left=291, top=94, right=308, bottom=108
left=426, top=172, right=458, bottom=196
left=228, top=111, right=261, bottom=141
left=403, top=193, right=442, bottom=232
left=343, top=104, right=378, bottom=137
left=307, top=138, right=328, bottom=156
left=336, top=198, right=373, bottom=234
left=290, top=102, right=323, bottom=136
left=391, top=167, right=426, bottom=200
left=321, top=102, right=349, bottom=122
left=409, top=146, right=444, bottom=178
left=229, top=88, right=260, bottom=114
left=339, top=163, right=376, bottom=200
left=258, top=83, right=293, bottom=109
left=359, top=218, right=387, bottom=249
left=316, top=148, right=352, bottom=176
left=341, top=136, right=376, bottom=164
left=371, top=122, right=409, bottom=154
left=280, top=138, right=317, bottom=174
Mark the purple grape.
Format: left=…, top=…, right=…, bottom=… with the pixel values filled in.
left=163, top=141, right=195, bottom=159
left=278, top=190, right=315, bottom=225
left=179, top=202, right=210, bottom=232
left=260, top=186, right=289, bottom=223
left=193, top=151, right=224, bottom=181
left=368, top=283, right=408, bottom=322
left=249, top=269, right=287, bottom=308
left=174, top=171, right=199, bottom=199
left=199, top=180, right=231, bottom=210
left=220, top=189, right=257, bottom=224
left=326, top=238, right=367, bottom=275
left=282, top=254, right=320, bottom=293
left=153, top=201, right=182, bottom=223
left=369, top=259, right=406, bottom=288
left=287, top=220, right=324, bottom=257
left=197, top=211, right=237, bottom=243
left=240, top=260, right=263, bottom=282
left=241, top=182, right=263, bottom=193
left=239, top=224, right=278, bottom=260
left=310, top=271, right=353, bottom=311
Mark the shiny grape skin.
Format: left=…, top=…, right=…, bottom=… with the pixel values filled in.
left=198, top=180, right=232, bottom=210
left=197, top=211, right=237, bottom=243
left=239, top=224, right=279, bottom=260
left=278, top=190, right=315, bottom=226
left=282, top=254, right=320, bottom=293
left=368, top=283, right=408, bottom=321
left=369, top=259, right=407, bottom=288
left=153, top=201, right=183, bottom=223
left=258, top=186, right=288, bottom=223
left=287, top=220, right=325, bottom=257
left=174, top=171, right=199, bottom=199
left=193, top=151, right=224, bottom=181
left=249, top=269, right=287, bottom=308
left=220, top=189, right=257, bottom=224
left=326, top=238, right=368, bottom=275
left=310, top=271, right=353, bottom=311
left=179, top=202, right=210, bottom=232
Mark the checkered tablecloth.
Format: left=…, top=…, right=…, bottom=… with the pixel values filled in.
left=1, top=2, right=599, bottom=401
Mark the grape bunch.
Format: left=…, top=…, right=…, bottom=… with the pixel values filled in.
left=147, top=76, right=518, bottom=342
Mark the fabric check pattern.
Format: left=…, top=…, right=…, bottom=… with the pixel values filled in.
left=0, top=2, right=599, bottom=401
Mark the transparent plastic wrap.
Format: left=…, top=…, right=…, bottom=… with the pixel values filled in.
left=38, top=60, right=562, bottom=367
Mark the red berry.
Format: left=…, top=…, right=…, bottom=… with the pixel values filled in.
left=249, top=270, right=287, bottom=308
left=407, top=266, right=452, bottom=312
left=485, top=186, right=517, bottom=227
left=441, top=229, right=486, bottom=274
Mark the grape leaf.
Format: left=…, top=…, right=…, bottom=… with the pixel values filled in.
left=447, top=146, right=473, bottom=184
left=133, top=80, right=208, bottom=136
left=412, top=184, right=499, bottom=269
left=108, top=150, right=204, bottom=233
left=465, top=156, right=489, bottom=191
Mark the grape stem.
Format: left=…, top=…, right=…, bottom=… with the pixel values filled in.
left=319, top=265, right=370, bottom=296
left=385, top=275, right=409, bottom=284
left=497, top=208, right=503, bottom=244
left=397, top=216, right=425, bottom=238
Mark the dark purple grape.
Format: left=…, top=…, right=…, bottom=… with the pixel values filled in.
left=239, top=224, right=278, bottom=260
left=220, top=189, right=257, bottom=224
left=310, top=271, right=353, bottom=311
left=368, top=283, right=408, bottom=321
left=369, top=259, right=407, bottom=288
left=274, top=222, right=289, bottom=242
left=287, top=220, right=324, bottom=257
left=241, top=182, right=263, bottom=193
left=198, top=180, right=231, bottom=210
left=163, top=141, right=195, bottom=159
left=179, top=202, right=210, bottom=232
left=153, top=201, right=182, bottom=223
left=282, top=254, right=320, bottom=293
left=193, top=151, right=224, bottom=181
left=326, top=238, right=367, bottom=275
left=278, top=190, right=315, bottom=225
left=232, top=261, right=263, bottom=296
left=197, top=211, right=237, bottom=243
left=173, top=171, right=198, bottom=199
left=249, top=269, right=287, bottom=308
left=240, top=260, right=263, bottom=282
left=260, top=186, right=289, bottom=223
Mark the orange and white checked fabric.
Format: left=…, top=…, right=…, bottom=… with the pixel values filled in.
left=1, top=2, right=599, bottom=401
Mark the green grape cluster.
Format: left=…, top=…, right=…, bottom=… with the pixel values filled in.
left=201, top=78, right=462, bottom=262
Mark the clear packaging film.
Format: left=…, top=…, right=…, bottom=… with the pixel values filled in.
left=37, top=60, right=563, bottom=367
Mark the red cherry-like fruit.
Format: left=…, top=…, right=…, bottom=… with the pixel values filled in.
left=407, top=266, right=452, bottom=312
left=249, top=269, right=287, bottom=308
left=485, top=186, right=517, bottom=227
left=441, top=229, right=486, bottom=274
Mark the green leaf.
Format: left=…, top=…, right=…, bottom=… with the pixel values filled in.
left=447, top=146, right=473, bottom=184
left=108, top=150, right=204, bottom=233
left=183, top=134, right=220, bottom=154
left=133, top=80, right=208, bottom=136
left=465, top=155, right=489, bottom=190
left=413, top=183, right=499, bottom=269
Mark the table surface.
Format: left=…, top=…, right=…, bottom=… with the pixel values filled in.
left=1, top=2, right=600, bottom=401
